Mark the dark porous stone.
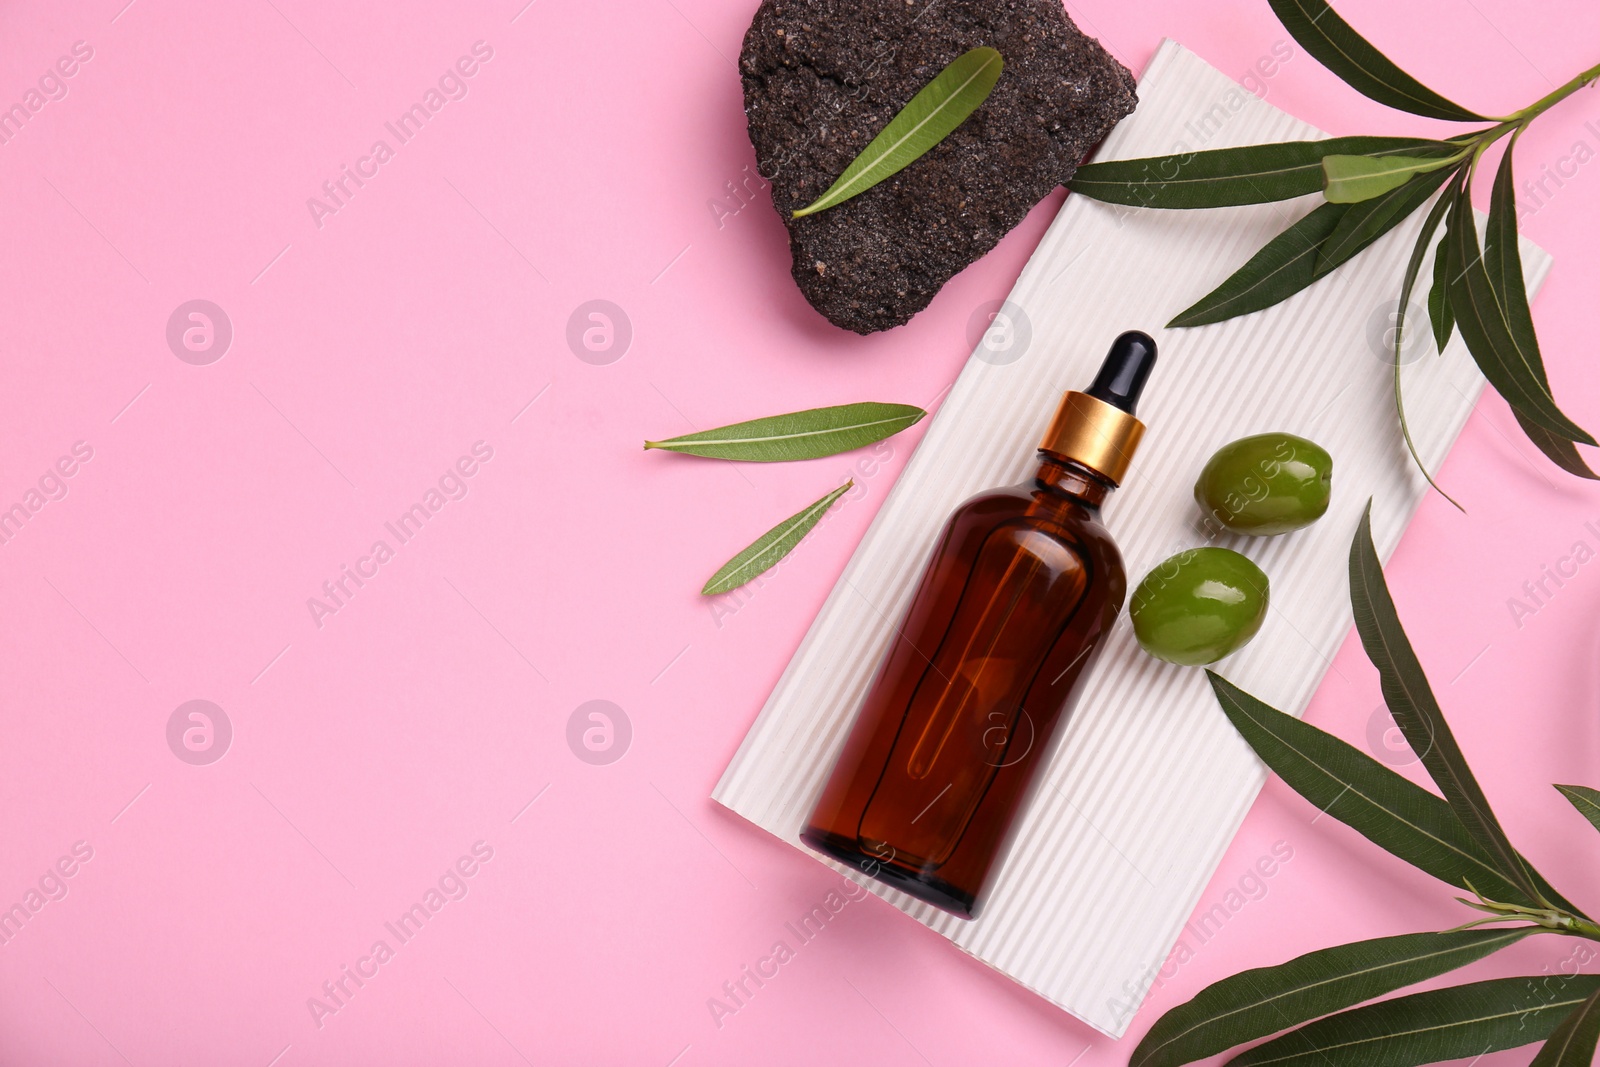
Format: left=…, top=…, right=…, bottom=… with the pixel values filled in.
left=740, top=0, right=1137, bottom=334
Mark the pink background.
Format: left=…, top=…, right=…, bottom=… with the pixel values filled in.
left=0, top=0, right=1596, bottom=1064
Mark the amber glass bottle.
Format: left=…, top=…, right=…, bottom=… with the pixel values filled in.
left=801, top=331, right=1157, bottom=919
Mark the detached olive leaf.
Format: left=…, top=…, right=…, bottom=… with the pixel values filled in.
left=1349, top=501, right=1550, bottom=907
left=1068, top=137, right=1452, bottom=209
left=659, top=400, right=928, bottom=593
left=1556, top=785, right=1600, bottom=835
left=791, top=47, right=1002, bottom=218
left=1129, top=928, right=1536, bottom=1067
left=1265, top=0, right=1489, bottom=122
left=701, top=482, right=852, bottom=595
left=1207, top=672, right=1542, bottom=908
left=1228, top=974, right=1600, bottom=1067
left=1531, top=986, right=1600, bottom=1067
left=646, top=403, right=925, bottom=462
left=1068, top=0, right=1600, bottom=487
left=1321, top=150, right=1465, bottom=203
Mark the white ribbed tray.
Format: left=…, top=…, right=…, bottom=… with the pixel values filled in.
left=712, top=38, right=1550, bottom=1037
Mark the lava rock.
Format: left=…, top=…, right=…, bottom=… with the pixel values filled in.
left=740, top=0, right=1137, bottom=334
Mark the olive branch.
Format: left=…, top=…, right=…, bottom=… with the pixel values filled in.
left=1130, top=501, right=1600, bottom=1066
left=1068, top=0, right=1600, bottom=504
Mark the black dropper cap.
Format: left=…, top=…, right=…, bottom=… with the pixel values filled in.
left=1083, top=330, right=1157, bottom=415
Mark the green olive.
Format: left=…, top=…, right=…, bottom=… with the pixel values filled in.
left=1130, top=548, right=1270, bottom=666
left=1194, top=432, right=1333, bottom=535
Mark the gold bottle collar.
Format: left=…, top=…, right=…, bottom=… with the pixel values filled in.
left=1038, top=391, right=1145, bottom=486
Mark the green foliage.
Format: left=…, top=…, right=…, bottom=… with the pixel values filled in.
left=1068, top=0, right=1600, bottom=486
left=1068, top=138, right=1453, bottom=209
left=1557, top=785, right=1600, bottom=834
left=645, top=403, right=925, bottom=462
left=1134, top=506, right=1600, bottom=1066
left=1130, top=929, right=1535, bottom=1067
left=1321, top=151, right=1464, bottom=203
left=648, top=403, right=927, bottom=592
left=700, top=482, right=854, bottom=595
left=1264, top=0, right=1489, bottom=121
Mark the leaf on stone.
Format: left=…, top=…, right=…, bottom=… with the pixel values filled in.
left=1069, top=137, right=1453, bottom=209
left=701, top=482, right=852, bottom=595
left=791, top=47, right=1003, bottom=218
left=1266, top=0, right=1489, bottom=122
left=646, top=403, right=925, bottom=462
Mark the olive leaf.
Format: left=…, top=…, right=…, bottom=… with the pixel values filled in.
left=1515, top=411, right=1600, bottom=479
left=1427, top=204, right=1456, bottom=351
left=1447, top=178, right=1596, bottom=446
left=1168, top=202, right=1349, bottom=327
left=1479, top=135, right=1600, bottom=470
left=1314, top=166, right=1453, bottom=278
left=791, top=47, right=1002, bottom=218
left=1207, top=672, right=1545, bottom=909
left=1228, top=974, right=1600, bottom=1066
left=1349, top=501, right=1548, bottom=907
left=1064, top=0, right=1600, bottom=487
left=701, top=481, right=852, bottom=595
left=1531, top=986, right=1600, bottom=1067
left=1483, top=132, right=1537, bottom=329
left=1157, top=151, right=1460, bottom=326
left=1322, top=150, right=1465, bottom=203
left=1389, top=171, right=1462, bottom=508
left=1556, top=785, right=1600, bottom=835
left=1157, top=513, right=1597, bottom=1067
left=1068, top=137, right=1453, bottom=209
left=646, top=403, right=925, bottom=462
left=1129, top=928, right=1537, bottom=1067
left=659, top=399, right=928, bottom=592
left=1265, top=0, right=1489, bottom=122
